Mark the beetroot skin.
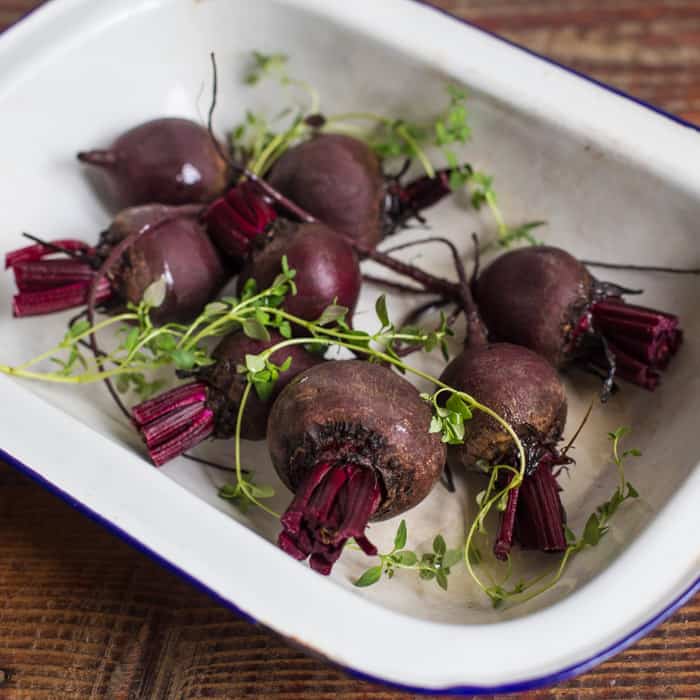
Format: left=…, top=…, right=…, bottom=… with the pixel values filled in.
left=266, top=133, right=458, bottom=246
left=267, top=134, right=385, bottom=248
left=237, top=220, right=362, bottom=322
left=5, top=204, right=226, bottom=323
left=99, top=205, right=226, bottom=324
left=475, top=246, right=682, bottom=391
left=77, top=118, right=230, bottom=208
left=269, top=360, right=446, bottom=574
left=440, top=343, right=567, bottom=470
left=132, top=330, right=324, bottom=466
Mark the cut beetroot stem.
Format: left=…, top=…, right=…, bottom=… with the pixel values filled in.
left=278, top=462, right=381, bottom=575
left=132, top=382, right=214, bottom=467
left=396, top=168, right=453, bottom=214
left=513, top=462, right=567, bottom=553
left=588, top=298, right=682, bottom=390
left=5, top=239, right=94, bottom=268
left=204, top=181, right=277, bottom=259
left=6, top=239, right=112, bottom=317
left=12, top=278, right=112, bottom=317
left=13, top=259, right=97, bottom=292
left=493, top=477, right=521, bottom=561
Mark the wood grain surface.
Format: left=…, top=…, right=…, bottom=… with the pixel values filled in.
left=1, top=1, right=699, bottom=698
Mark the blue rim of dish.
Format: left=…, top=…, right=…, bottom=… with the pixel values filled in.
left=1, top=0, right=699, bottom=695
left=1, top=444, right=699, bottom=696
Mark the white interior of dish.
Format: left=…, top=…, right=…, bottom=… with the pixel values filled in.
left=1, top=0, right=698, bottom=689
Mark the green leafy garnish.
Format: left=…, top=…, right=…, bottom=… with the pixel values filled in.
left=354, top=520, right=462, bottom=591
left=467, top=426, right=641, bottom=608
left=237, top=51, right=543, bottom=246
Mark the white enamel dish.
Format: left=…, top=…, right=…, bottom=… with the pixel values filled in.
left=1, top=0, right=699, bottom=693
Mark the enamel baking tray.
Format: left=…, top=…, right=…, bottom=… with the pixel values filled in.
left=1, top=0, right=699, bottom=693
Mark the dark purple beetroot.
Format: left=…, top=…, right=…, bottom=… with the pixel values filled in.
left=441, top=344, right=567, bottom=471
left=99, top=205, right=226, bottom=324
left=269, top=359, right=446, bottom=574
left=266, top=133, right=460, bottom=246
left=267, top=134, right=385, bottom=248
left=474, top=246, right=683, bottom=391
left=6, top=204, right=226, bottom=324
left=237, top=220, right=361, bottom=322
left=77, top=118, right=230, bottom=208
left=441, top=277, right=570, bottom=560
left=132, top=330, right=324, bottom=466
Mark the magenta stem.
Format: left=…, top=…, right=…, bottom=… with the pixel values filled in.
left=132, top=382, right=214, bottom=467
left=278, top=462, right=381, bottom=575
left=13, top=278, right=112, bottom=317
left=513, top=463, right=566, bottom=553
left=587, top=297, right=682, bottom=391
left=493, top=476, right=521, bottom=561
left=5, top=238, right=94, bottom=268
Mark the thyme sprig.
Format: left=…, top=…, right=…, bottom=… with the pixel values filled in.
left=354, top=520, right=462, bottom=591
left=236, top=50, right=542, bottom=247
left=467, top=426, right=640, bottom=607
left=0, top=261, right=299, bottom=393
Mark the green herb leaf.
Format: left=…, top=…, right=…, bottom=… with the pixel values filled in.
left=242, top=318, right=271, bottom=342
left=394, top=519, right=408, bottom=550
left=143, top=277, right=167, bottom=308
left=316, top=304, right=348, bottom=327
left=248, top=483, right=275, bottom=499
left=68, top=319, right=90, bottom=338
left=354, top=566, right=383, bottom=588
left=375, top=294, right=390, bottom=328
left=394, top=550, right=418, bottom=566
left=172, top=349, right=196, bottom=371
left=245, top=353, right=267, bottom=374
left=433, top=534, right=447, bottom=556
left=442, top=549, right=462, bottom=569
left=582, top=514, right=602, bottom=546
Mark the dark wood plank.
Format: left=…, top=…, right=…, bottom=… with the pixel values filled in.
left=0, top=1, right=698, bottom=698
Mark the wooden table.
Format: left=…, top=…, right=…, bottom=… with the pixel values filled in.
left=1, top=1, right=698, bottom=698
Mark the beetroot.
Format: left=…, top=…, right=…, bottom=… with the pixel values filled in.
left=266, top=133, right=457, bottom=247
left=269, top=360, right=446, bottom=574
left=474, top=246, right=682, bottom=392
left=6, top=205, right=226, bottom=324
left=238, top=220, right=361, bottom=322
left=267, top=134, right=385, bottom=248
left=77, top=118, right=230, bottom=208
left=440, top=276, right=570, bottom=560
left=132, top=330, right=323, bottom=466
left=205, top=182, right=361, bottom=321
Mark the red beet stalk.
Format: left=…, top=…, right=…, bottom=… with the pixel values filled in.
left=131, top=382, right=214, bottom=467
left=278, top=461, right=381, bottom=575
left=493, top=451, right=570, bottom=560
left=569, top=296, right=683, bottom=391
left=6, top=240, right=113, bottom=317
left=205, top=181, right=277, bottom=258
left=384, top=167, right=454, bottom=233
left=513, top=461, right=567, bottom=553
left=589, top=298, right=682, bottom=390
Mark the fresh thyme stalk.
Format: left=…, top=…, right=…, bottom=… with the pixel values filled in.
left=235, top=50, right=544, bottom=247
